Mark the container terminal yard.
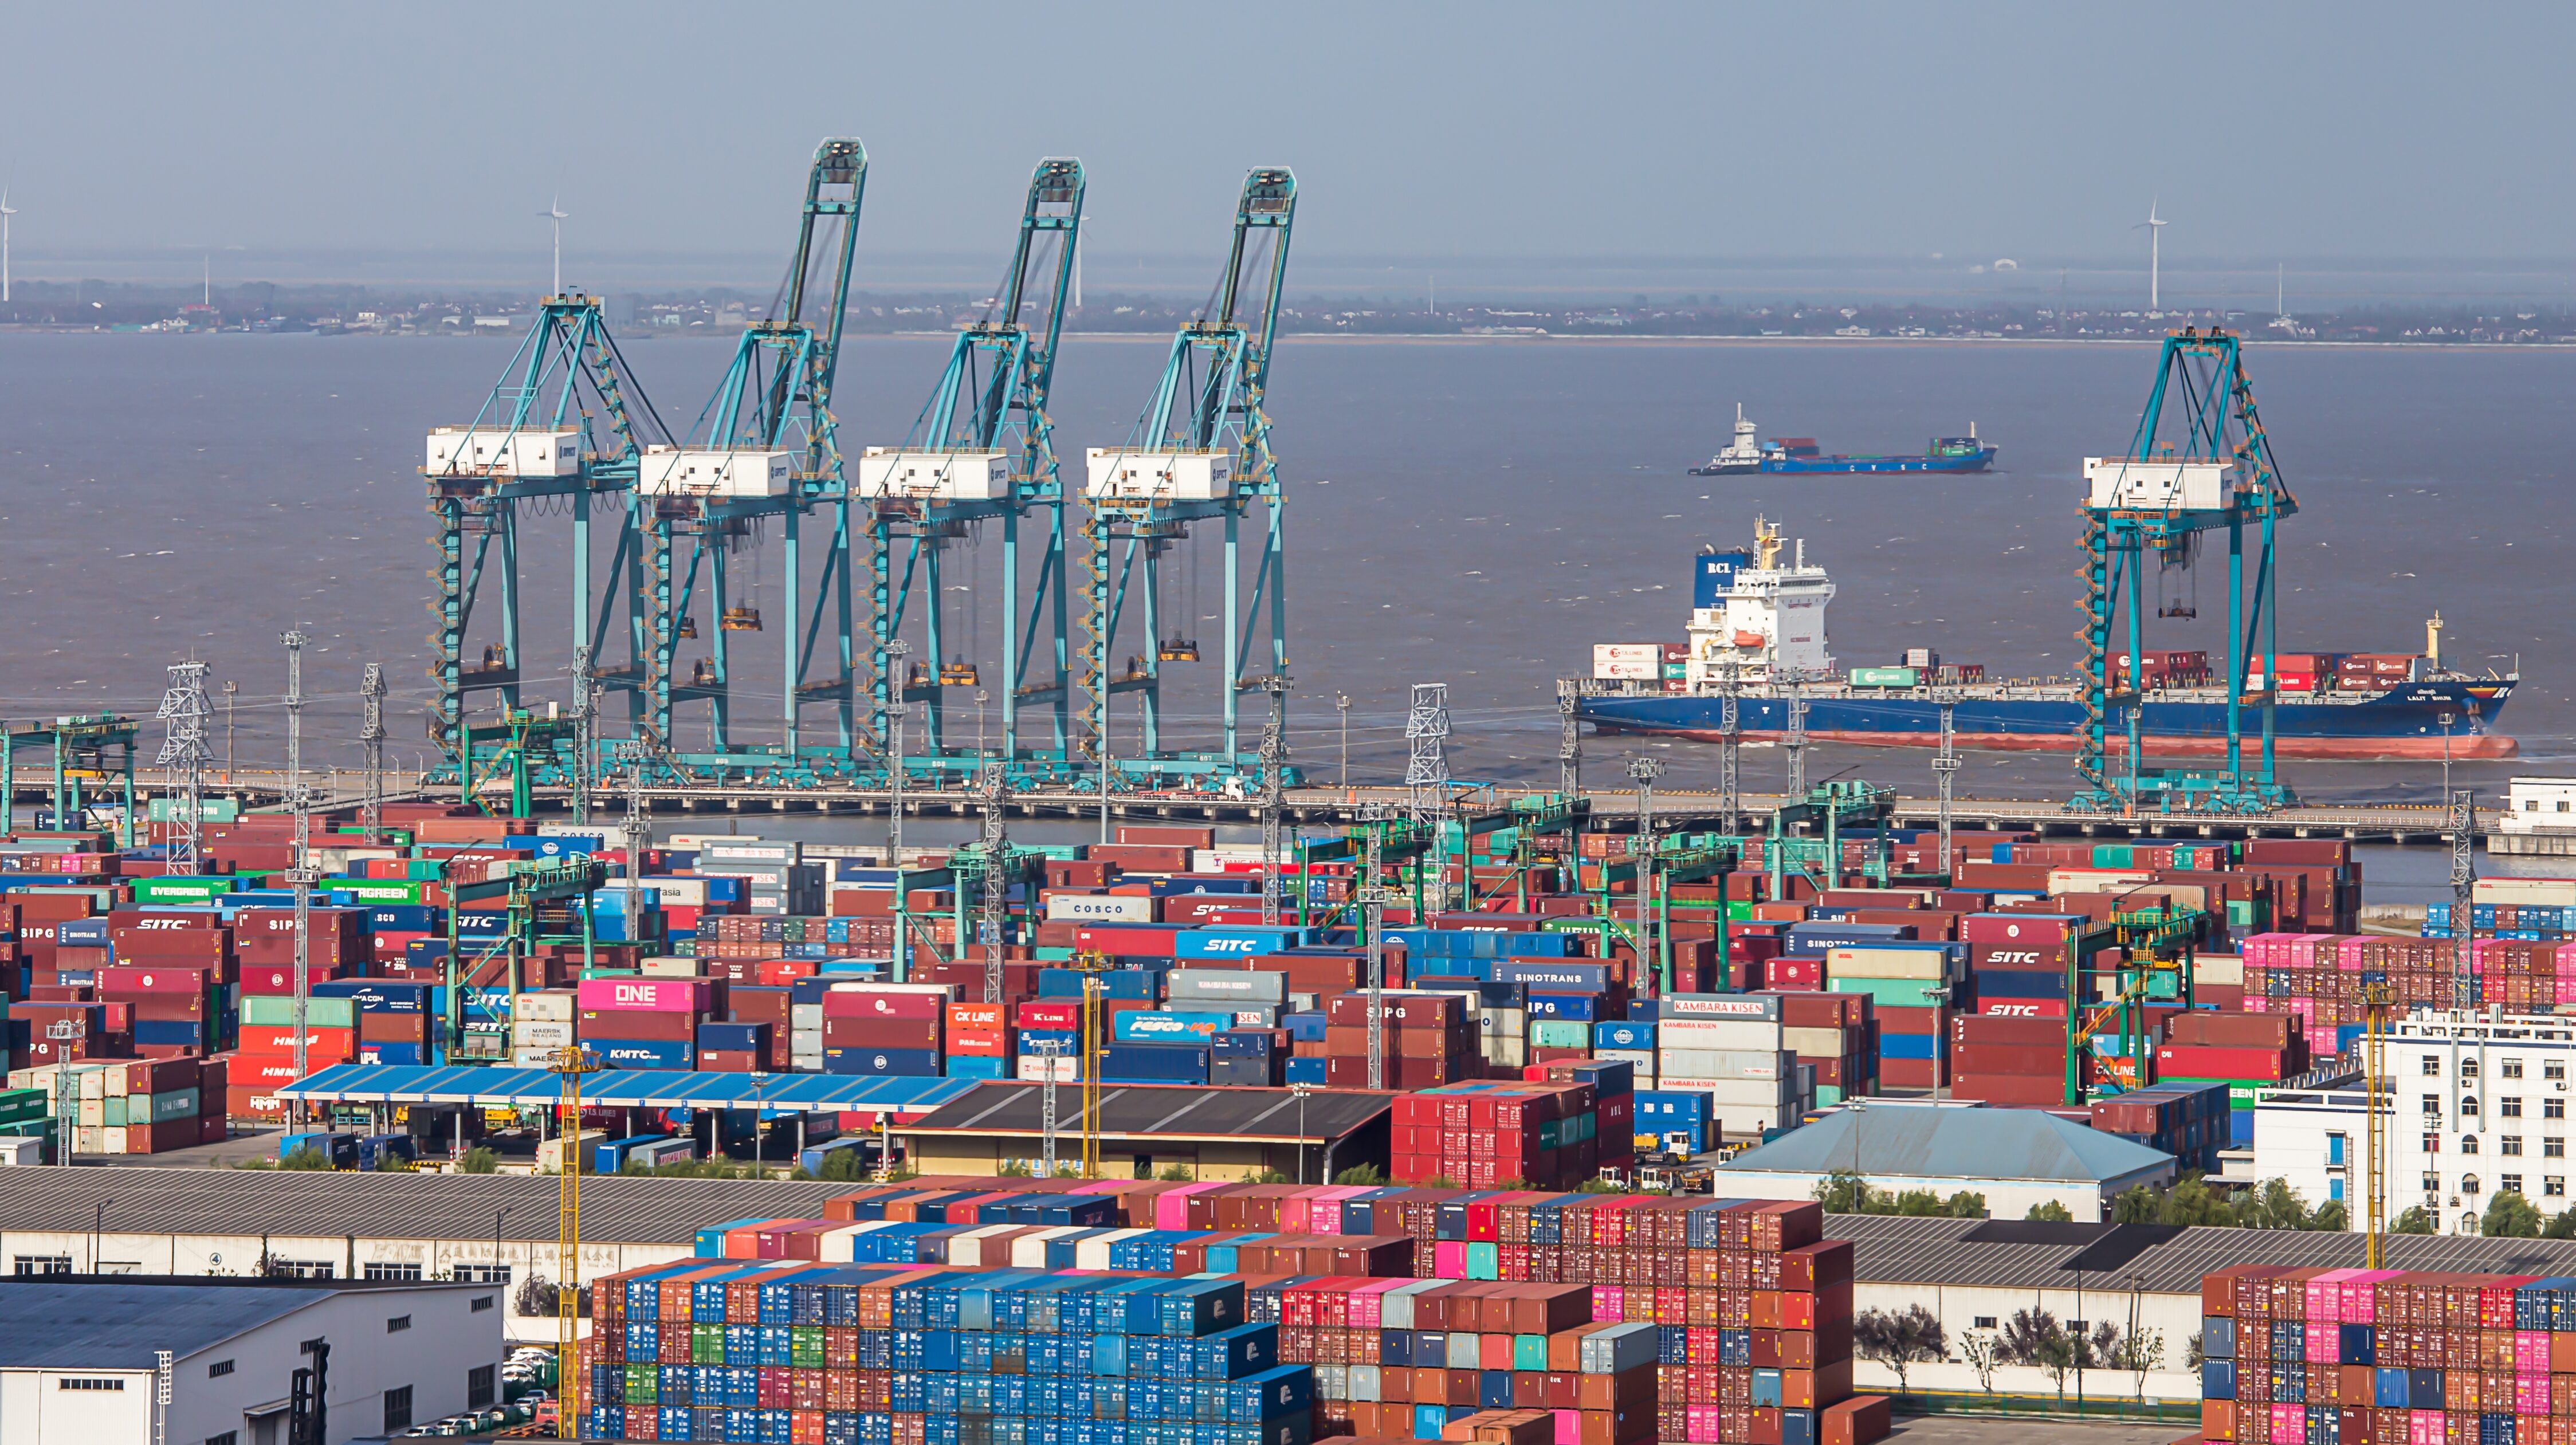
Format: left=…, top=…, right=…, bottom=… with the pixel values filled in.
left=1, top=142, right=2569, bottom=1445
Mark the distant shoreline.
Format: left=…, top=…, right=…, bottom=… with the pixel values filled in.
left=5, top=325, right=2574, bottom=354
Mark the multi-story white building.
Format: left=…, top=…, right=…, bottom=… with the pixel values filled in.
left=2248, top=1085, right=2369, bottom=1218
left=2390, top=1009, right=2576, bottom=1234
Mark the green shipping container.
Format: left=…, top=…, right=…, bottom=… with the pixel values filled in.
left=2161, top=1076, right=2273, bottom=1110
left=1849, top=667, right=1918, bottom=688
left=1815, top=1084, right=1844, bottom=1108
left=239, top=995, right=357, bottom=1029
left=0, top=1089, right=49, bottom=1124
left=102, top=1097, right=128, bottom=1126
left=2091, top=844, right=2134, bottom=869
left=1827, top=976, right=1951, bottom=1008
left=1726, top=901, right=1754, bottom=922
left=148, top=796, right=241, bottom=823
left=133, top=876, right=239, bottom=904
left=1527, top=1019, right=1591, bottom=1049
left=151, top=1088, right=201, bottom=1122
left=325, top=879, right=429, bottom=905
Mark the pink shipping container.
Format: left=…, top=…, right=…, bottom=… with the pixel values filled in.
left=820, top=988, right=947, bottom=1020
left=1960, top=913, right=2082, bottom=946
left=574, top=977, right=712, bottom=1013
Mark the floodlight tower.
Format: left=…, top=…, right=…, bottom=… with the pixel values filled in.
left=643, top=139, right=867, bottom=781
left=426, top=295, right=672, bottom=796
left=2072, top=327, right=2298, bottom=814
left=154, top=661, right=213, bottom=874
left=1080, top=169, right=1296, bottom=786
left=860, top=159, right=1083, bottom=779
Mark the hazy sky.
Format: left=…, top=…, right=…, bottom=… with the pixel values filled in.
left=5, top=3, right=2570, bottom=270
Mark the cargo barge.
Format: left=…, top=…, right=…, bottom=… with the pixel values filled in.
left=1580, top=520, right=2517, bottom=760
left=1691, top=405, right=1997, bottom=476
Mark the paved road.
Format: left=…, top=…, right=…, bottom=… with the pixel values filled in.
left=1888, top=1416, right=2189, bottom=1445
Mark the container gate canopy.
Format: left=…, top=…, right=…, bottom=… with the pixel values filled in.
left=273, top=1063, right=978, bottom=1116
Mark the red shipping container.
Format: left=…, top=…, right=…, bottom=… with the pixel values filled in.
left=1949, top=1074, right=2066, bottom=1106
left=820, top=1017, right=942, bottom=1051
left=237, top=1026, right=356, bottom=1059
left=95, top=965, right=212, bottom=995
left=579, top=1009, right=697, bottom=1042
left=238, top=962, right=351, bottom=994
left=109, top=928, right=230, bottom=963
left=2155, top=1044, right=2290, bottom=1081
left=1074, top=924, right=1179, bottom=958
left=1960, top=914, right=2080, bottom=947
left=820, top=988, right=947, bottom=1020
left=1971, top=998, right=2068, bottom=1019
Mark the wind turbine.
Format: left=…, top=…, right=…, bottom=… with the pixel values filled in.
left=541, top=195, right=568, bottom=296
left=1, top=189, right=15, bottom=304
left=2134, top=198, right=2168, bottom=310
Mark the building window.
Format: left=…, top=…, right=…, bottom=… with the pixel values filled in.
left=469, top=1364, right=496, bottom=1409
left=2506, top=1137, right=2526, bottom=1156
left=2423, top=1095, right=2442, bottom=1116
left=2463, top=1097, right=2481, bottom=1116
left=2423, top=1172, right=2441, bottom=1192
left=1973, top=1316, right=1997, bottom=1329
left=2424, top=1133, right=2443, bottom=1153
left=2505, top=1098, right=2526, bottom=1118
left=2464, top=1136, right=2481, bottom=1155
left=451, top=1265, right=511, bottom=1285
left=2551, top=1178, right=2567, bottom=1197
left=207, top=1360, right=234, bottom=1378
left=2506, top=1174, right=2527, bottom=1195
left=2464, top=1175, right=2483, bottom=1194
left=2506, top=1059, right=2527, bottom=1079
left=383, top=1385, right=413, bottom=1432
left=363, top=1263, right=423, bottom=1282
left=2327, top=1133, right=2346, bottom=1166
left=56, top=1379, right=125, bottom=1392
left=2550, top=1062, right=2567, bottom=1082
left=472, top=1295, right=494, bottom=1313
left=274, top=1262, right=335, bottom=1280
left=13, top=1256, right=71, bottom=1277
left=2551, top=1138, right=2567, bottom=1159
left=2464, top=1059, right=2482, bottom=1080
left=207, top=1434, right=238, bottom=1445
left=387, top=1315, right=411, bottom=1334
left=2423, top=1057, right=2442, bottom=1076
left=2550, top=1100, right=2567, bottom=1120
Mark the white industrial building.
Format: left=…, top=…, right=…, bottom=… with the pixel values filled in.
left=1713, top=1099, right=2178, bottom=1222
left=0, top=1276, right=502, bottom=1445
left=2247, top=1083, right=2368, bottom=1219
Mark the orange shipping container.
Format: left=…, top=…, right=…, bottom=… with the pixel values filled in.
left=944, top=1027, right=1011, bottom=1058
left=947, top=1002, right=1006, bottom=1030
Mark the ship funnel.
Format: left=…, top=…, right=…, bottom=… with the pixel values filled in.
left=2427, top=612, right=2444, bottom=670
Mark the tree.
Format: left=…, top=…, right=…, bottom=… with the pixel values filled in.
left=1815, top=1171, right=1986, bottom=1218
left=1852, top=1305, right=1948, bottom=1393
left=2110, top=1184, right=2161, bottom=1224
left=996, top=1159, right=1035, bottom=1178
left=1999, top=1308, right=2079, bottom=1398
left=2393, top=1206, right=2437, bottom=1235
left=2185, top=1331, right=2205, bottom=1370
left=2025, top=1200, right=2075, bottom=1223
left=276, top=1145, right=331, bottom=1171
left=1815, top=1170, right=1871, bottom=1214
left=1333, top=1163, right=1387, bottom=1186
left=2312, top=1201, right=2349, bottom=1233
left=814, top=1148, right=870, bottom=1182
left=2484, top=1189, right=2546, bottom=1238
left=1957, top=1330, right=2001, bottom=1396
left=460, top=1146, right=498, bottom=1174
left=2546, top=1207, right=2576, bottom=1240
left=2104, top=1326, right=2167, bottom=1399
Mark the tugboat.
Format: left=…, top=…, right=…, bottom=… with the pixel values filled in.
left=1691, top=404, right=1998, bottom=475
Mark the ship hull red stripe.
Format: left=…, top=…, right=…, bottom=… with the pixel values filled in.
left=1592, top=725, right=2520, bottom=761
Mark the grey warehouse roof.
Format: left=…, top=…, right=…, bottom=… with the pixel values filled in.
left=0, top=1168, right=857, bottom=1245
left=1721, top=1106, right=2173, bottom=1184
left=900, top=1083, right=1391, bottom=1144
left=0, top=1279, right=468, bottom=1370
left=1826, top=1212, right=2576, bottom=1294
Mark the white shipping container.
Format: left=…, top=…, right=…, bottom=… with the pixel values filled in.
left=1827, top=947, right=1949, bottom=981
left=1658, top=1049, right=1796, bottom=1081
left=1008, top=1227, right=1081, bottom=1269
left=700, top=839, right=802, bottom=863
left=517, top=989, right=578, bottom=1023
left=514, top=1020, right=576, bottom=1049
left=1085, top=448, right=1231, bottom=501
left=2474, top=877, right=2576, bottom=906
left=510, top=1046, right=563, bottom=1069
left=1658, top=1019, right=1785, bottom=1052
left=1191, top=848, right=1266, bottom=873
left=1045, top=893, right=1157, bottom=923
left=535, top=1130, right=608, bottom=1173
left=1592, top=643, right=1660, bottom=682
left=642, top=878, right=711, bottom=907
left=2084, top=456, right=2233, bottom=511
left=1783, top=1026, right=1847, bottom=1058
left=1072, top=1228, right=1147, bottom=1271
left=791, top=1004, right=824, bottom=1030
left=639, top=956, right=700, bottom=977
left=2196, top=955, right=2245, bottom=987
left=1016, top=1055, right=1079, bottom=1083
left=636, top=445, right=794, bottom=499
left=426, top=426, right=581, bottom=479
left=857, top=448, right=1012, bottom=501
left=1596, top=1048, right=1656, bottom=1081
left=1167, top=969, right=1287, bottom=1003
left=816, top=1223, right=890, bottom=1262
left=1660, top=994, right=1783, bottom=1021
left=1482, top=1036, right=1529, bottom=1068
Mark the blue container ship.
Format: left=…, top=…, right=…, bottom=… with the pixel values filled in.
left=1691, top=404, right=1997, bottom=475
left=1580, top=520, right=2518, bottom=761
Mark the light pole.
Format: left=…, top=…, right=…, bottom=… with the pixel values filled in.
left=2440, top=712, right=2457, bottom=804
left=492, top=1205, right=513, bottom=1283
left=1290, top=1082, right=1315, bottom=1184
left=1336, top=694, right=1351, bottom=789
left=750, top=1074, right=769, bottom=1177
left=47, top=1019, right=80, bottom=1167
left=975, top=689, right=991, bottom=757
left=886, top=640, right=910, bottom=860
left=92, top=1198, right=112, bottom=1274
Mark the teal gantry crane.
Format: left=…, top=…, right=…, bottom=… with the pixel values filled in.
left=644, top=138, right=867, bottom=783
left=1079, top=168, right=1297, bottom=788
left=861, top=159, right=1084, bottom=784
left=425, top=298, right=671, bottom=795
left=2072, top=327, right=2298, bottom=814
